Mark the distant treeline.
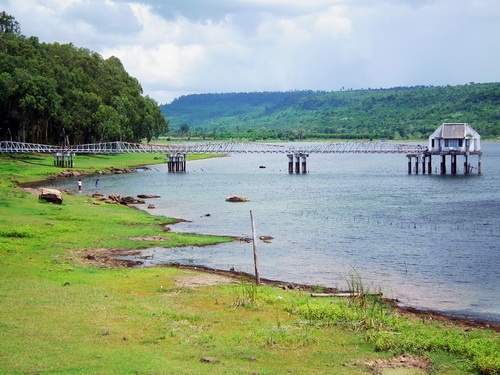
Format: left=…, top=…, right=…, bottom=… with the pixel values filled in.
left=0, top=12, right=168, bottom=145
left=161, top=83, right=500, bottom=141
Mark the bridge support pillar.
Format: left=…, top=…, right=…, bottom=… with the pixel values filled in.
left=166, top=153, right=187, bottom=173
left=53, top=152, right=74, bottom=168
left=287, top=154, right=294, bottom=174
left=451, top=154, right=457, bottom=174
left=295, top=155, right=300, bottom=173
left=407, top=153, right=430, bottom=174
left=288, top=153, right=308, bottom=174
left=413, top=152, right=481, bottom=175
left=300, top=153, right=308, bottom=173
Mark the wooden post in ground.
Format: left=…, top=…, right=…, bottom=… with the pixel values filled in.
left=250, top=210, right=260, bottom=286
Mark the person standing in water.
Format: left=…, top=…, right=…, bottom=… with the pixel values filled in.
left=95, top=179, right=99, bottom=188
left=78, top=179, right=82, bottom=191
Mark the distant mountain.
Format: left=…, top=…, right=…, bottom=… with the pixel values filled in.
left=160, top=83, right=500, bottom=140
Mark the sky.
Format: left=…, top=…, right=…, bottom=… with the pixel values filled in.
left=2, top=0, right=499, bottom=104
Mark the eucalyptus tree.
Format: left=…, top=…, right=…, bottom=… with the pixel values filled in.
left=0, top=11, right=20, bottom=35
left=0, top=11, right=169, bottom=144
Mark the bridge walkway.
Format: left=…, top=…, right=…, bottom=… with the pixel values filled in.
left=0, top=141, right=425, bottom=154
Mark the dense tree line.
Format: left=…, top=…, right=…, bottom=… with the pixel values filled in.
left=162, top=84, right=500, bottom=141
left=0, top=12, right=168, bottom=145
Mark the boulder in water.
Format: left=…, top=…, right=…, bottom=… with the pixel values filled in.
left=225, top=195, right=249, bottom=202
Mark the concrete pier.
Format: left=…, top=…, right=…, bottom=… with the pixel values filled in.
left=53, top=152, right=74, bottom=168
left=287, top=154, right=294, bottom=174
left=288, top=153, right=308, bottom=174
left=407, top=152, right=481, bottom=175
left=166, top=153, right=187, bottom=172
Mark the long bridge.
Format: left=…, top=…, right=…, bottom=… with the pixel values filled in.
left=0, top=140, right=478, bottom=175
left=0, top=140, right=424, bottom=154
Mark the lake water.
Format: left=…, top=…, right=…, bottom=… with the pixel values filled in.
left=44, top=142, right=500, bottom=323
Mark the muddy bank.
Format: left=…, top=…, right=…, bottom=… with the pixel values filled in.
left=75, top=245, right=500, bottom=332
left=174, top=263, right=500, bottom=332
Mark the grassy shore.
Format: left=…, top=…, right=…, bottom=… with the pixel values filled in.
left=0, top=152, right=499, bottom=375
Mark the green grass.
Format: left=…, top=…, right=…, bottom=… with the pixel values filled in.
left=0, top=153, right=498, bottom=374
left=1, top=152, right=216, bottom=184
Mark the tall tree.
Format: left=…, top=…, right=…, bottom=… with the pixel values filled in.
left=0, top=11, right=20, bottom=35
left=0, top=11, right=169, bottom=144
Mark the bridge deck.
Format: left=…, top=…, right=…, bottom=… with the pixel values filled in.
left=0, top=141, right=426, bottom=154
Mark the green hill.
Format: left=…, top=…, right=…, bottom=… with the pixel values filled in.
left=161, top=83, right=500, bottom=140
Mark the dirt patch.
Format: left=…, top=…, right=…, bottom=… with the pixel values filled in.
left=73, top=248, right=144, bottom=268
left=366, top=354, right=432, bottom=375
left=22, top=187, right=41, bottom=195
left=128, top=236, right=171, bottom=241
left=72, top=249, right=235, bottom=287
left=174, top=273, right=236, bottom=288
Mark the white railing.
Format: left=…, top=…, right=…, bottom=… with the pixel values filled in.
left=0, top=141, right=425, bottom=154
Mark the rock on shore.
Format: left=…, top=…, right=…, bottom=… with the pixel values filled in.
left=38, top=188, right=63, bottom=204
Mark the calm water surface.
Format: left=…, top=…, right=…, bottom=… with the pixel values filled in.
left=46, top=142, right=500, bottom=322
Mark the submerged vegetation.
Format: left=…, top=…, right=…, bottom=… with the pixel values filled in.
left=0, top=153, right=499, bottom=374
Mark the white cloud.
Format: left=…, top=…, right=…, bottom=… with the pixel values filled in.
left=2, top=0, right=500, bottom=103
left=63, top=0, right=140, bottom=35
left=314, top=5, right=352, bottom=38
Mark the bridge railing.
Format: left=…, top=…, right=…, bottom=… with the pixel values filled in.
left=284, top=142, right=426, bottom=154
left=0, top=141, right=62, bottom=153
left=0, top=140, right=426, bottom=154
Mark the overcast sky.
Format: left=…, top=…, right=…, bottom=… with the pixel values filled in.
left=2, top=0, right=499, bottom=104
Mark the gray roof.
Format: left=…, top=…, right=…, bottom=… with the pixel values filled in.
left=441, top=123, right=466, bottom=139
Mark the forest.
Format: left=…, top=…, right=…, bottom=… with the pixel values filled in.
left=161, top=83, right=500, bottom=141
left=0, top=12, right=168, bottom=145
